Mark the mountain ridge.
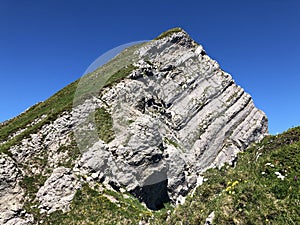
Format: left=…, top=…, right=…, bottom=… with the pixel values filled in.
left=0, top=28, right=274, bottom=224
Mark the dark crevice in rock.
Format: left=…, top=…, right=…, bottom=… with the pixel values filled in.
left=108, top=180, right=121, bottom=192
left=149, top=154, right=163, bottom=164
left=135, top=97, right=146, bottom=113
left=159, top=64, right=174, bottom=72
left=131, top=179, right=170, bottom=210
left=135, top=96, right=173, bottom=121
left=227, top=94, right=252, bottom=121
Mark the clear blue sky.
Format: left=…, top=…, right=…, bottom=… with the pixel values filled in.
left=0, top=0, right=299, bottom=134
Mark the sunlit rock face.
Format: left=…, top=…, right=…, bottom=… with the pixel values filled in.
left=0, top=29, right=268, bottom=219
left=74, top=30, right=268, bottom=208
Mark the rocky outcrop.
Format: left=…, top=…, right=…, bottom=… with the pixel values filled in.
left=9, top=112, right=75, bottom=175
left=73, top=30, right=268, bottom=208
left=36, top=167, right=81, bottom=214
left=0, top=28, right=268, bottom=220
left=0, top=154, right=32, bottom=224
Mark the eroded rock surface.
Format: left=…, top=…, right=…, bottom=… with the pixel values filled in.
left=73, top=30, right=268, bottom=207
left=0, top=29, right=268, bottom=220
left=0, top=154, right=32, bottom=224
left=36, top=167, right=81, bottom=214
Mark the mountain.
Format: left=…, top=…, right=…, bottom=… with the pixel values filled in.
left=0, top=28, right=279, bottom=224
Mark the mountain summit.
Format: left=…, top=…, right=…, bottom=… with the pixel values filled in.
left=0, top=28, right=268, bottom=224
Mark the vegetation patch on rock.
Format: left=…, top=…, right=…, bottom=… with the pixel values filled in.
left=94, top=107, right=115, bottom=143
left=154, top=27, right=183, bottom=40
left=24, top=126, right=299, bottom=225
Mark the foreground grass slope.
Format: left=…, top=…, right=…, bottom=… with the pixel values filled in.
left=162, top=126, right=300, bottom=224
left=36, top=126, right=299, bottom=225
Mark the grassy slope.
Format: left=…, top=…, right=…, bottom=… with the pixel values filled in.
left=94, top=107, right=115, bottom=143
left=0, top=28, right=185, bottom=160
left=42, top=183, right=154, bottom=225
left=159, top=126, right=300, bottom=225
left=0, top=80, right=78, bottom=154
left=0, top=27, right=181, bottom=153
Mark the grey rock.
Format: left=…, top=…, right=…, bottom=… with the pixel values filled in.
left=0, top=154, right=32, bottom=224
left=74, top=31, right=267, bottom=208
left=0, top=29, right=268, bottom=217
left=36, top=167, right=81, bottom=214
left=205, top=211, right=215, bottom=225
left=9, top=112, right=75, bottom=175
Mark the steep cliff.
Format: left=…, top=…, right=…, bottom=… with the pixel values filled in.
left=0, top=28, right=268, bottom=224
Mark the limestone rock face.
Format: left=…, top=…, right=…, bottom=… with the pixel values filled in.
left=74, top=30, right=268, bottom=208
left=0, top=29, right=268, bottom=218
left=0, top=154, right=32, bottom=225
left=36, top=167, right=81, bottom=214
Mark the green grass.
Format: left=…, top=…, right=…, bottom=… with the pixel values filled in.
left=19, top=174, right=49, bottom=220
left=20, top=174, right=48, bottom=201
left=154, top=27, right=183, bottom=40
left=42, top=183, right=152, bottom=225
left=157, top=126, right=300, bottom=224
left=164, top=137, right=180, bottom=148
left=0, top=47, right=141, bottom=154
left=73, top=43, right=143, bottom=107
left=57, top=137, right=81, bottom=168
left=104, top=64, right=137, bottom=88
left=94, top=107, right=115, bottom=143
left=0, top=79, right=78, bottom=142
left=0, top=80, right=78, bottom=154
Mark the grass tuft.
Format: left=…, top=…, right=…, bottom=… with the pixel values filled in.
left=94, top=107, right=115, bottom=143
left=154, top=27, right=184, bottom=40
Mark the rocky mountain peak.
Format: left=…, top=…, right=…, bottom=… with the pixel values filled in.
left=0, top=28, right=267, bottom=223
